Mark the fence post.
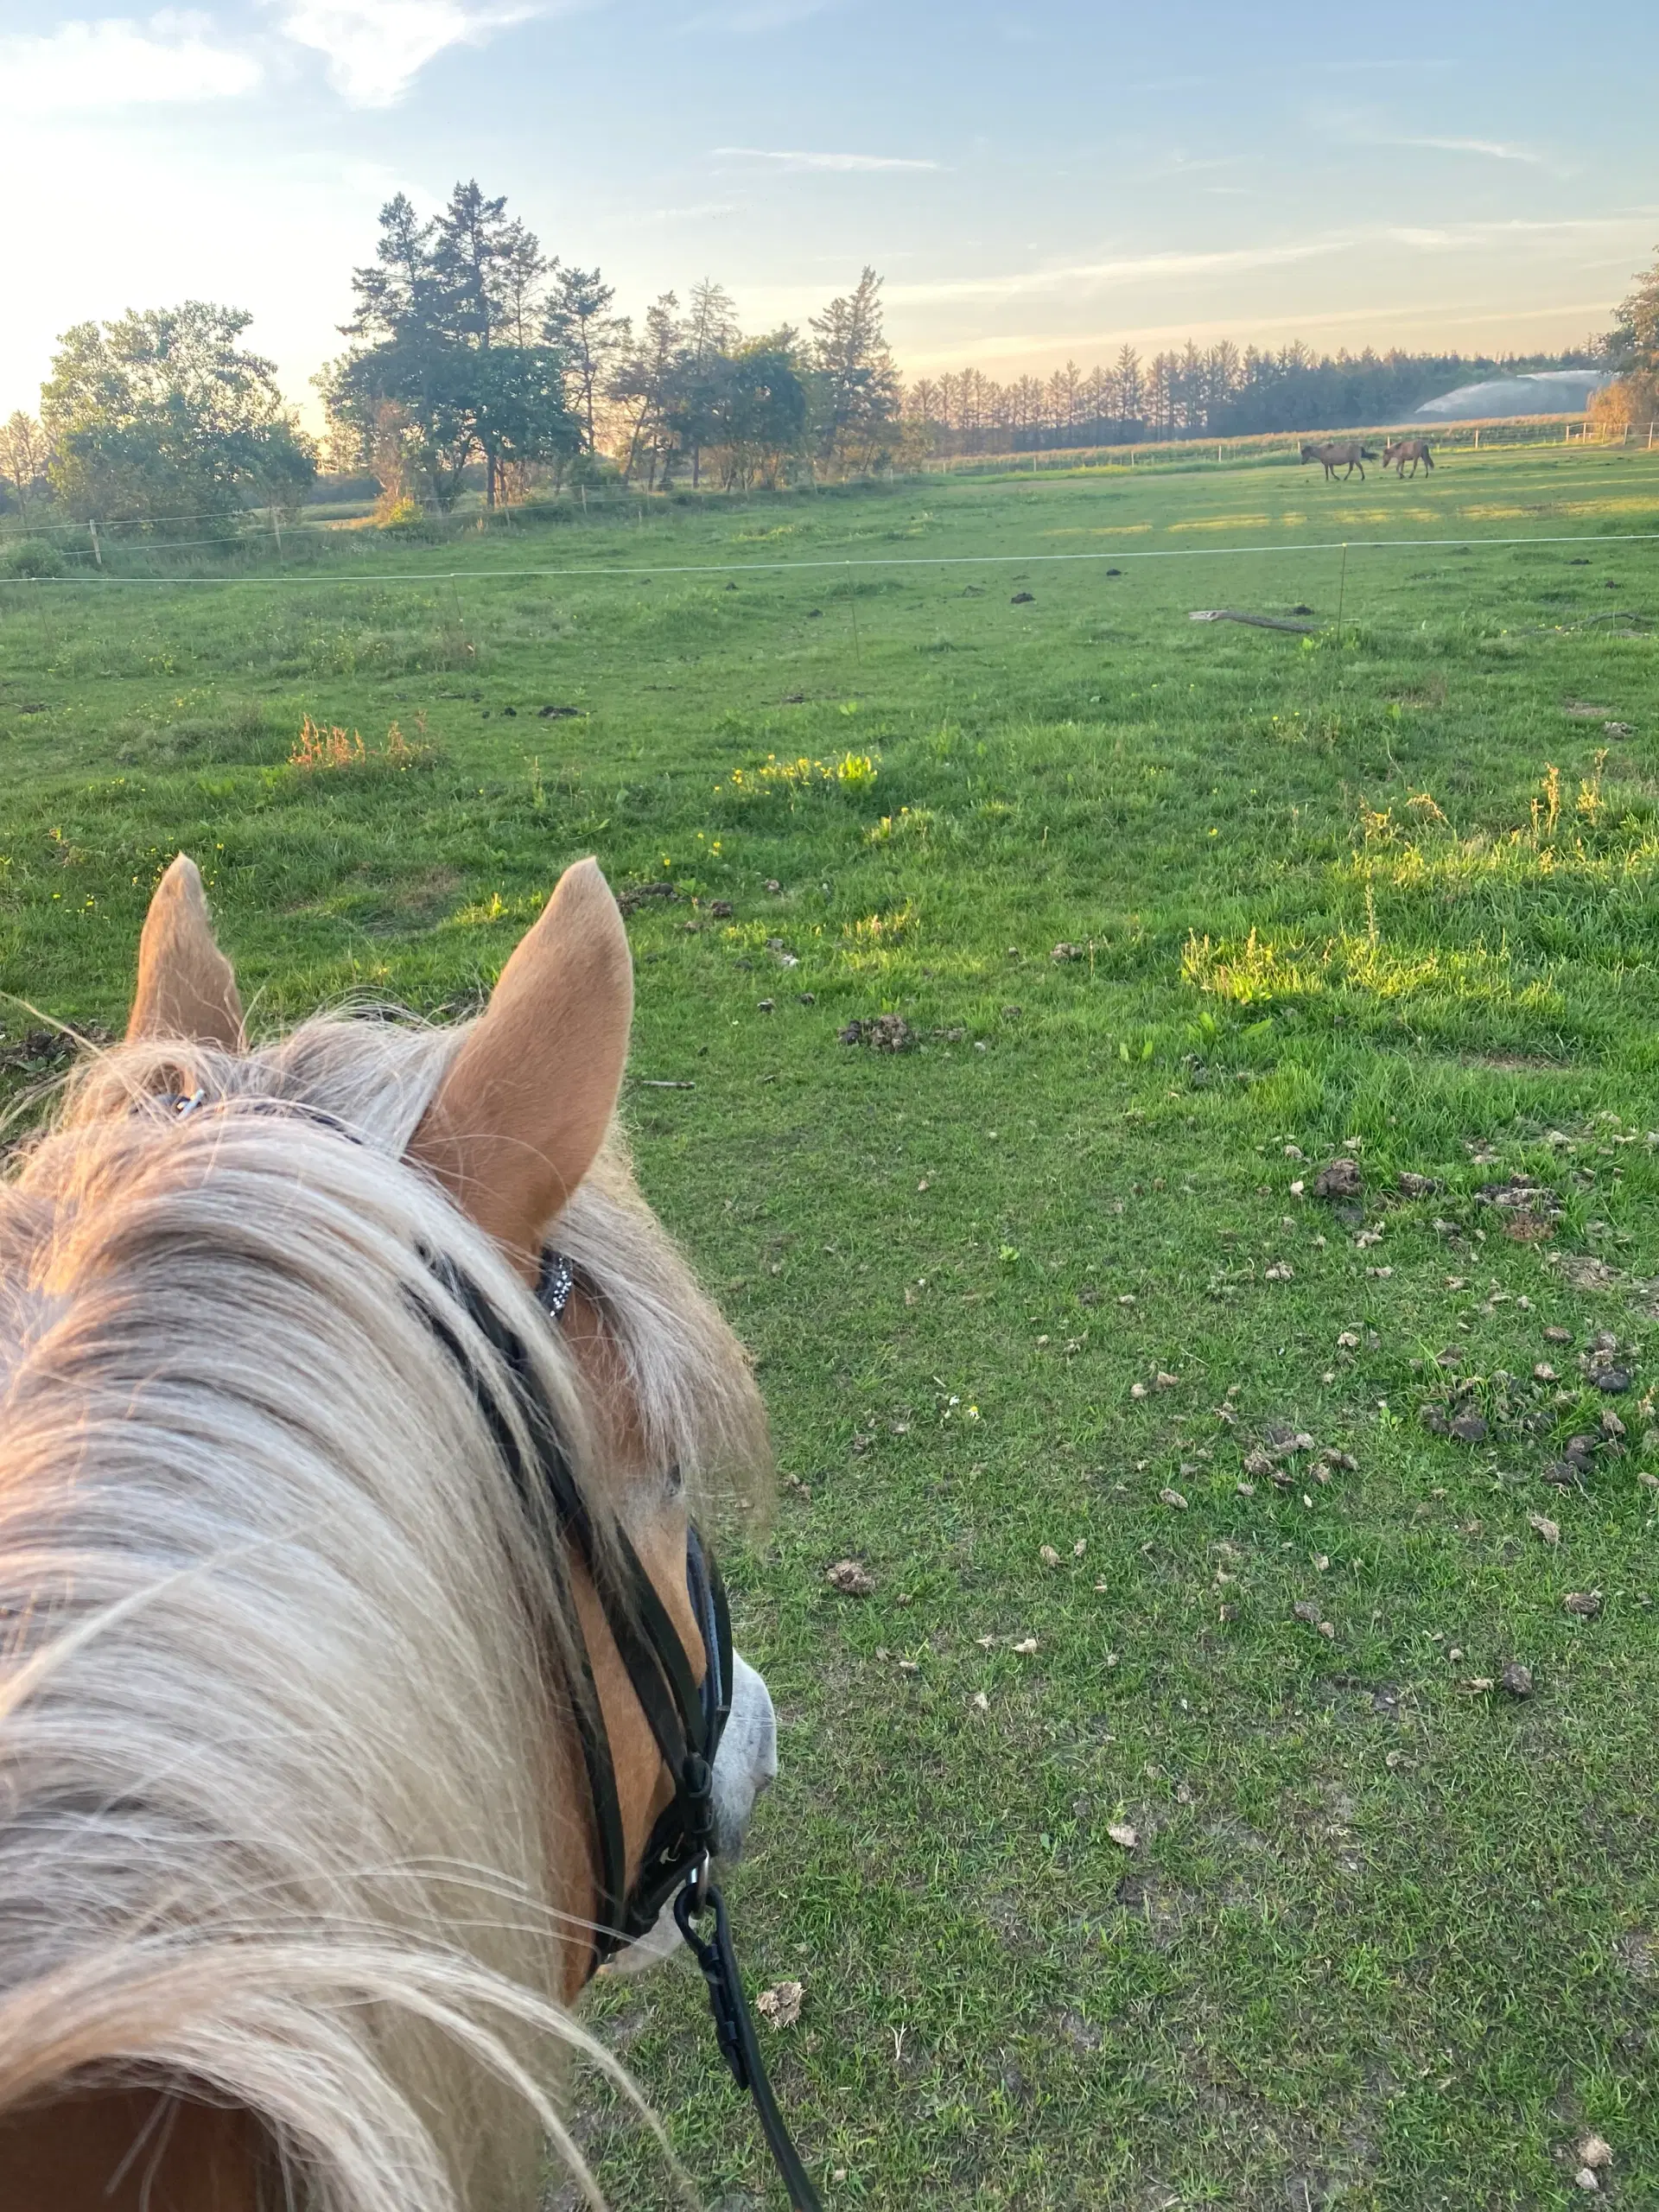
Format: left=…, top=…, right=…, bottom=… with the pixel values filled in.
left=88, top=519, right=102, bottom=569
left=271, top=507, right=283, bottom=561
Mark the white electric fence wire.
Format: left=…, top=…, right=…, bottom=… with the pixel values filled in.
left=3, top=526, right=1658, bottom=591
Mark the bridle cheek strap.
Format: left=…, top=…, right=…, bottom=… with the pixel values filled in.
left=427, top=1249, right=822, bottom=2212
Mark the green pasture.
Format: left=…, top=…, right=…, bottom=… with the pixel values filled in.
left=3, top=441, right=1659, bottom=2209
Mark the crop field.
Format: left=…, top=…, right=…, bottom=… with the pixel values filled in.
left=4, top=441, right=1659, bottom=2209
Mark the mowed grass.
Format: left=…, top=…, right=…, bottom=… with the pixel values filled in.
left=4, top=442, right=1659, bottom=2209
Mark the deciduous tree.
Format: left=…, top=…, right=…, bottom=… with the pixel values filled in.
left=41, top=303, right=314, bottom=531
left=0, top=412, right=49, bottom=520
left=1593, top=243, right=1659, bottom=429
left=610, top=295, right=682, bottom=487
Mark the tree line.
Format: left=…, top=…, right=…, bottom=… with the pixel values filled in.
left=0, top=180, right=909, bottom=536
left=912, top=337, right=1608, bottom=456
left=2, top=193, right=1653, bottom=535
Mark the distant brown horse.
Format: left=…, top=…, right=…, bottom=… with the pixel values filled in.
left=1300, top=439, right=1376, bottom=482
left=1382, top=436, right=1434, bottom=478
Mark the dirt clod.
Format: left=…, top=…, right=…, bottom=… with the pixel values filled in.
left=839, top=1014, right=912, bottom=1052
left=1449, top=1411, right=1490, bottom=1444
left=825, top=1560, right=875, bottom=1596
left=755, top=1980, right=804, bottom=2029
left=1564, top=1591, right=1604, bottom=1618
left=1313, top=1158, right=1363, bottom=1199
left=1500, top=1660, right=1535, bottom=1698
left=617, top=880, right=678, bottom=913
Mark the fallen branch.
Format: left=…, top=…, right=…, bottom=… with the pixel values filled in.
left=633, top=1078, right=696, bottom=1090
left=1189, top=609, right=1317, bottom=633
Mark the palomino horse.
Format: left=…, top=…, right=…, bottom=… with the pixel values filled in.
left=0, top=856, right=789, bottom=2211
left=1299, top=439, right=1377, bottom=482
left=1381, top=436, right=1434, bottom=478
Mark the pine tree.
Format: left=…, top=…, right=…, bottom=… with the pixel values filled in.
left=543, top=269, right=630, bottom=453
left=325, top=183, right=576, bottom=511
left=808, top=269, right=901, bottom=474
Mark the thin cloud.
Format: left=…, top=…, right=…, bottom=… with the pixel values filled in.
left=712, top=146, right=940, bottom=173
left=275, top=0, right=544, bottom=106
left=633, top=201, right=741, bottom=222
left=0, top=13, right=261, bottom=111
left=1315, top=55, right=1454, bottom=73
left=1390, top=133, right=1547, bottom=164
left=683, top=0, right=833, bottom=27
left=885, top=213, right=1653, bottom=315
left=1328, top=110, right=1556, bottom=169
left=1382, top=213, right=1656, bottom=249
left=883, top=238, right=1347, bottom=308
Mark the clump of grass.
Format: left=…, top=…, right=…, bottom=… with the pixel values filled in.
left=724, top=749, right=878, bottom=798
left=289, top=714, right=429, bottom=773
left=1, top=540, right=64, bottom=579
left=867, top=805, right=939, bottom=846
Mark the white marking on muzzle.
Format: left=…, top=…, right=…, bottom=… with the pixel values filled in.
left=710, top=1650, right=778, bottom=1861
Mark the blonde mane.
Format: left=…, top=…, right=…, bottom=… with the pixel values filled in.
left=0, top=1013, right=768, bottom=2210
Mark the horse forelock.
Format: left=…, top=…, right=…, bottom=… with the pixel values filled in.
left=0, top=1007, right=762, bottom=2209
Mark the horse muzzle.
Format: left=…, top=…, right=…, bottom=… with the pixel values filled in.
left=710, top=1651, right=778, bottom=1861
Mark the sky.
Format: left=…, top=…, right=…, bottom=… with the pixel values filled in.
left=2, top=0, right=1655, bottom=425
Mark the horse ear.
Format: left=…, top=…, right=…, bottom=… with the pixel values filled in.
left=408, top=858, right=633, bottom=1277
left=127, top=855, right=245, bottom=1050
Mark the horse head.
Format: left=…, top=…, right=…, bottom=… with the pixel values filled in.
left=0, top=855, right=782, bottom=2209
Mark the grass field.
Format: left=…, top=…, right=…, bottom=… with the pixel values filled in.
left=4, top=441, right=1659, bottom=2209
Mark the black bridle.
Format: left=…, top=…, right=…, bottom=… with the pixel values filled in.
left=151, top=1091, right=820, bottom=2206
left=430, top=1244, right=823, bottom=2212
